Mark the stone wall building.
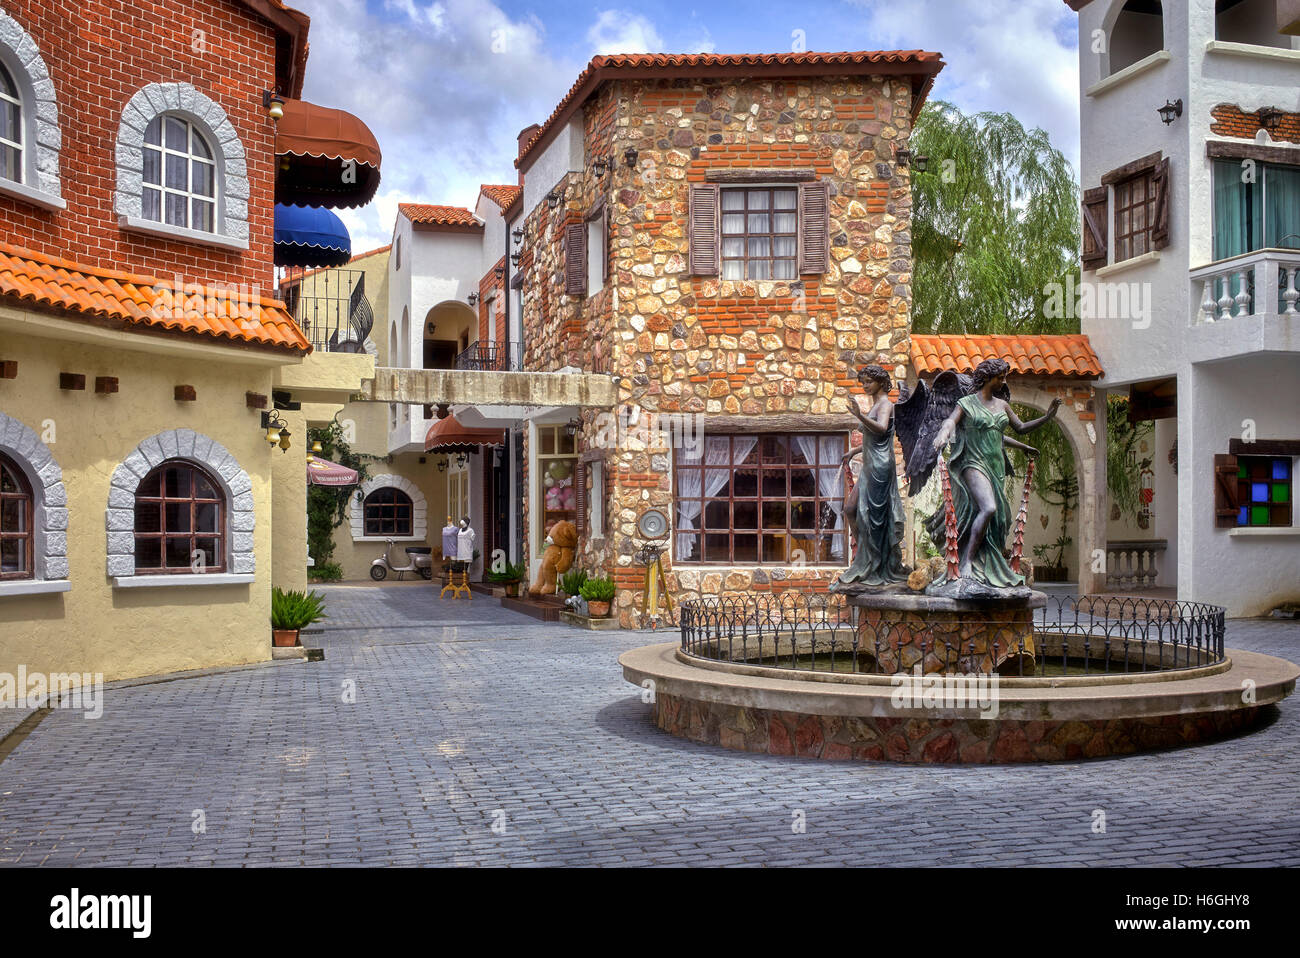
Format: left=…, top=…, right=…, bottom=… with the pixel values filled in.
left=510, top=52, right=944, bottom=625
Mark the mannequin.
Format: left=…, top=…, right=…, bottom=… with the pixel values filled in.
left=456, top=517, right=476, bottom=563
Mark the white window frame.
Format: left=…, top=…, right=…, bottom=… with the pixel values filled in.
left=586, top=214, right=604, bottom=296
left=142, top=113, right=217, bottom=234
left=0, top=9, right=64, bottom=210
left=0, top=60, right=22, bottom=183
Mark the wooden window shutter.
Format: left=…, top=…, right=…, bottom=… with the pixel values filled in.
left=575, top=460, right=587, bottom=541
left=1081, top=186, right=1108, bottom=270
left=1151, top=157, right=1171, bottom=250
left=688, top=183, right=720, bottom=276
left=1214, top=453, right=1239, bottom=528
left=602, top=205, right=611, bottom=283
left=797, top=180, right=830, bottom=274
left=565, top=221, right=586, bottom=296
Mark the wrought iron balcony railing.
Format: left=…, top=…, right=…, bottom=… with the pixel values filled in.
left=280, top=268, right=374, bottom=353
left=454, top=340, right=522, bottom=372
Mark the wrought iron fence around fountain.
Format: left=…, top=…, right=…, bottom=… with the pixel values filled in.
left=678, top=593, right=1227, bottom=677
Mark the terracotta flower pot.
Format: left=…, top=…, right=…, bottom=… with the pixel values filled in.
left=272, top=628, right=300, bottom=647
left=587, top=600, right=611, bottom=618
left=505, top=582, right=521, bottom=597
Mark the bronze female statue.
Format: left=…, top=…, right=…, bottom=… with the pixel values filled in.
left=835, top=364, right=908, bottom=588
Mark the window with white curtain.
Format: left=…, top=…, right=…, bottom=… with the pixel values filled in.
left=142, top=114, right=217, bottom=232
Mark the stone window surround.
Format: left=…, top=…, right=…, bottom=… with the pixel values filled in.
left=0, top=8, right=64, bottom=210
left=0, top=411, right=69, bottom=597
left=114, top=82, right=249, bottom=251
left=106, top=428, right=255, bottom=584
left=350, top=474, right=428, bottom=542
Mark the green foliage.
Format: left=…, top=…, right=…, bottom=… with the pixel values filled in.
left=486, top=560, right=526, bottom=583
left=560, top=568, right=589, bottom=596
left=911, top=100, right=1080, bottom=335
left=1106, top=397, right=1154, bottom=520
left=307, top=420, right=377, bottom=567
left=579, top=577, right=615, bottom=602
left=1032, top=535, right=1073, bottom=570
left=309, top=561, right=343, bottom=582
left=270, top=588, right=328, bottom=630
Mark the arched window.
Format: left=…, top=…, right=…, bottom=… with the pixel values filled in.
left=133, top=460, right=225, bottom=574
left=0, top=61, right=21, bottom=184
left=0, top=451, right=33, bottom=580
left=363, top=487, right=413, bottom=537
left=142, top=114, right=217, bottom=232
left=1108, top=0, right=1164, bottom=75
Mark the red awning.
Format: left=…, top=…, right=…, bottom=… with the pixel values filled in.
left=306, top=455, right=359, bottom=486
left=275, top=98, right=382, bottom=209
left=425, top=414, right=505, bottom=454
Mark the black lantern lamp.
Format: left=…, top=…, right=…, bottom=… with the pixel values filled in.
left=512, top=226, right=524, bottom=245
left=437, top=457, right=448, bottom=473
left=467, top=292, right=479, bottom=306
left=494, top=264, right=505, bottom=280
left=624, top=146, right=639, bottom=169
left=914, top=155, right=929, bottom=173
left=510, top=252, right=521, bottom=267
left=564, top=417, right=580, bottom=438
left=546, top=190, right=561, bottom=209
left=895, top=147, right=912, bottom=167
left=1157, top=99, right=1183, bottom=125
left=593, top=157, right=609, bottom=178
left=1258, top=106, right=1285, bottom=134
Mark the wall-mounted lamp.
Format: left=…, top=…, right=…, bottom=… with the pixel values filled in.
left=512, top=227, right=524, bottom=245
left=623, top=146, right=639, bottom=169
left=914, top=155, right=929, bottom=173
left=564, top=417, right=581, bottom=438
left=593, top=157, right=609, bottom=178
left=261, top=411, right=290, bottom=452
left=455, top=453, right=468, bottom=468
left=262, top=90, right=285, bottom=121
left=467, top=292, right=479, bottom=306
left=895, top=147, right=913, bottom=167
left=437, top=457, right=449, bottom=472
left=546, top=190, right=561, bottom=209
left=510, top=252, right=521, bottom=267
left=1157, top=98, right=1183, bottom=125
left=1257, top=106, right=1285, bottom=134
left=494, top=265, right=505, bottom=280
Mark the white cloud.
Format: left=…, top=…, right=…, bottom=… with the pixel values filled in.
left=586, top=10, right=665, bottom=54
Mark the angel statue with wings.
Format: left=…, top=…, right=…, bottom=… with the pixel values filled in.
left=833, top=364, right=908, bottom=589
left=894, top=357, right=1061, bottom=591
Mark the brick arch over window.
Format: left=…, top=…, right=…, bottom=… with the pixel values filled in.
left=106, top=429, right=254, bottom=577
left=350, top=474, right=427, bottom=542
left=0, top=411, right=68, bottom=580
left=114, top=83, right=249, bottom=243
left=0, top=7, right=63, bottom=202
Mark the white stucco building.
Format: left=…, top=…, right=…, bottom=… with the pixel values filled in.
left=1069, top=0, right=1300, bottom=615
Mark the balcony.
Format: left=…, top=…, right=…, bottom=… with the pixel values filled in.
left=1187, top=249, right=1300, bottom=364
left=280, top=268, right=375, bottom=354
left=455, top=340, right=522, bottom=372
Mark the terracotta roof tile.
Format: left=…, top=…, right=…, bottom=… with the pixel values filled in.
left=0, top=240, right=310, bottom=353
left=480, top=184, right=522, bottom=209
left=910, top=334, right=1104, bottom=379
left=398, top=203, right=479, bottom=226
left=517, top=50, right=945, bottom=168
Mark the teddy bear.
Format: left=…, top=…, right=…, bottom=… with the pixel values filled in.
left=528, top=520, right=578, bottom=596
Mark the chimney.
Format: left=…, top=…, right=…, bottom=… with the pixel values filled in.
left=516, top=123, right=541, bottom=185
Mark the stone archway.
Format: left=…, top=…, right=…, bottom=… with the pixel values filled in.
left=1007, top=377, right=1107, bottom=596
left=0, top=411, right=69, bottom=581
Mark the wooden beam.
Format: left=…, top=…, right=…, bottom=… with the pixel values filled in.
left=94, top=376, right=119, bottom=394
left=246, top=391, right=268, bottom=409
left=1229, top=438, right=1300, bottom=457
left=0, top=360, right=16, bottom=379
left=59, top=372, right=85, bottom=391
left=174, top=385, right=197, bottom=402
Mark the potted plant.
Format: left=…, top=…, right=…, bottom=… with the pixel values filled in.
left=271, top=587, right=328, bottom=647
left=559, top=568, right=588, bottom=600
left=1032, top=536, right=1072, bottom=583
left=579, top=576, right=615, bottom=618
left=486, top=560, right=526, bottom=597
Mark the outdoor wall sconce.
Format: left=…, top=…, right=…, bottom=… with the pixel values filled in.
left=914, top=155, right=929, bottom=173
left=262, top=90, right=285, bottom=121
left=546, top=190, right=561, bottom=209
left=494, top=265, right=505, bottom=280
left=510, top=252, right=521, bottom=267
left=262, top=411, right=290, bottom=452
left=456, top=453, right=468, bottom=468
left=311, top=440, right=324, bottom=455
left=592, top=157, right=609, bottom=178
left=565, top=417, right=581, bottom=437
left=1157, top=99, right=1183, bottom=125
left=437, top=457, right=449, bottom=472
left=895, top=147, right=913, bottom=167
left=512, top=227, right=524, bottom=245
left=623, top=147, right=639, bottom=169
left=467, top=292, right=479, bottom=306
left=1257, top=106, right=1285, bottom=134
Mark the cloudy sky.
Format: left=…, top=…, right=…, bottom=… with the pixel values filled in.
left=295, top=0, right=1081, bottom=253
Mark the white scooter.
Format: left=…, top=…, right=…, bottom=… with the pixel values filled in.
left=370, top=538, right=433, bottom=581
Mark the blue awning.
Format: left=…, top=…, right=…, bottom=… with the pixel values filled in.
left=273, top=203, right=351, bottom=268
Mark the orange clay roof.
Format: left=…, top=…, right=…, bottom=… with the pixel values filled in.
left=398, top=203, right=479, bottom=226
left=480, top=184, right=522, bottom=209
left=517, top=50, right=945, bottom=169
left=0, top=240, right=310, bottom=353
left=910, top=334, right=1103, bottom=380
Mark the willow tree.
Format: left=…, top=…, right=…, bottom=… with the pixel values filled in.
left=910, top=100, right=1080, bottom=335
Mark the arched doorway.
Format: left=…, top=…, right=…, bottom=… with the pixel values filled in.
left=422, top=300, right=476, bottom=371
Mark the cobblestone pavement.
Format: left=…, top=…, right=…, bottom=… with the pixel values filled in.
left=1, top=585, right=1298, bottom=866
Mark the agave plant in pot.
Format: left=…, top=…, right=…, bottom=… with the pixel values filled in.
left=559, top=568, right=588, bottom=601
left=271, top=587, right=328, bottom=647
left=579, top=576, right=615, bottom=618
left=486, top=559, right=526, bottom=597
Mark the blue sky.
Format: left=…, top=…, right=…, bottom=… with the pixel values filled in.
left=295, top=0, right=1082, bottom=252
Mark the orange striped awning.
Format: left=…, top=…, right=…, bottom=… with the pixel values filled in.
left=910, top=334, right=1103, bottom=380
left=0, top=240, right=310, bottom=353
